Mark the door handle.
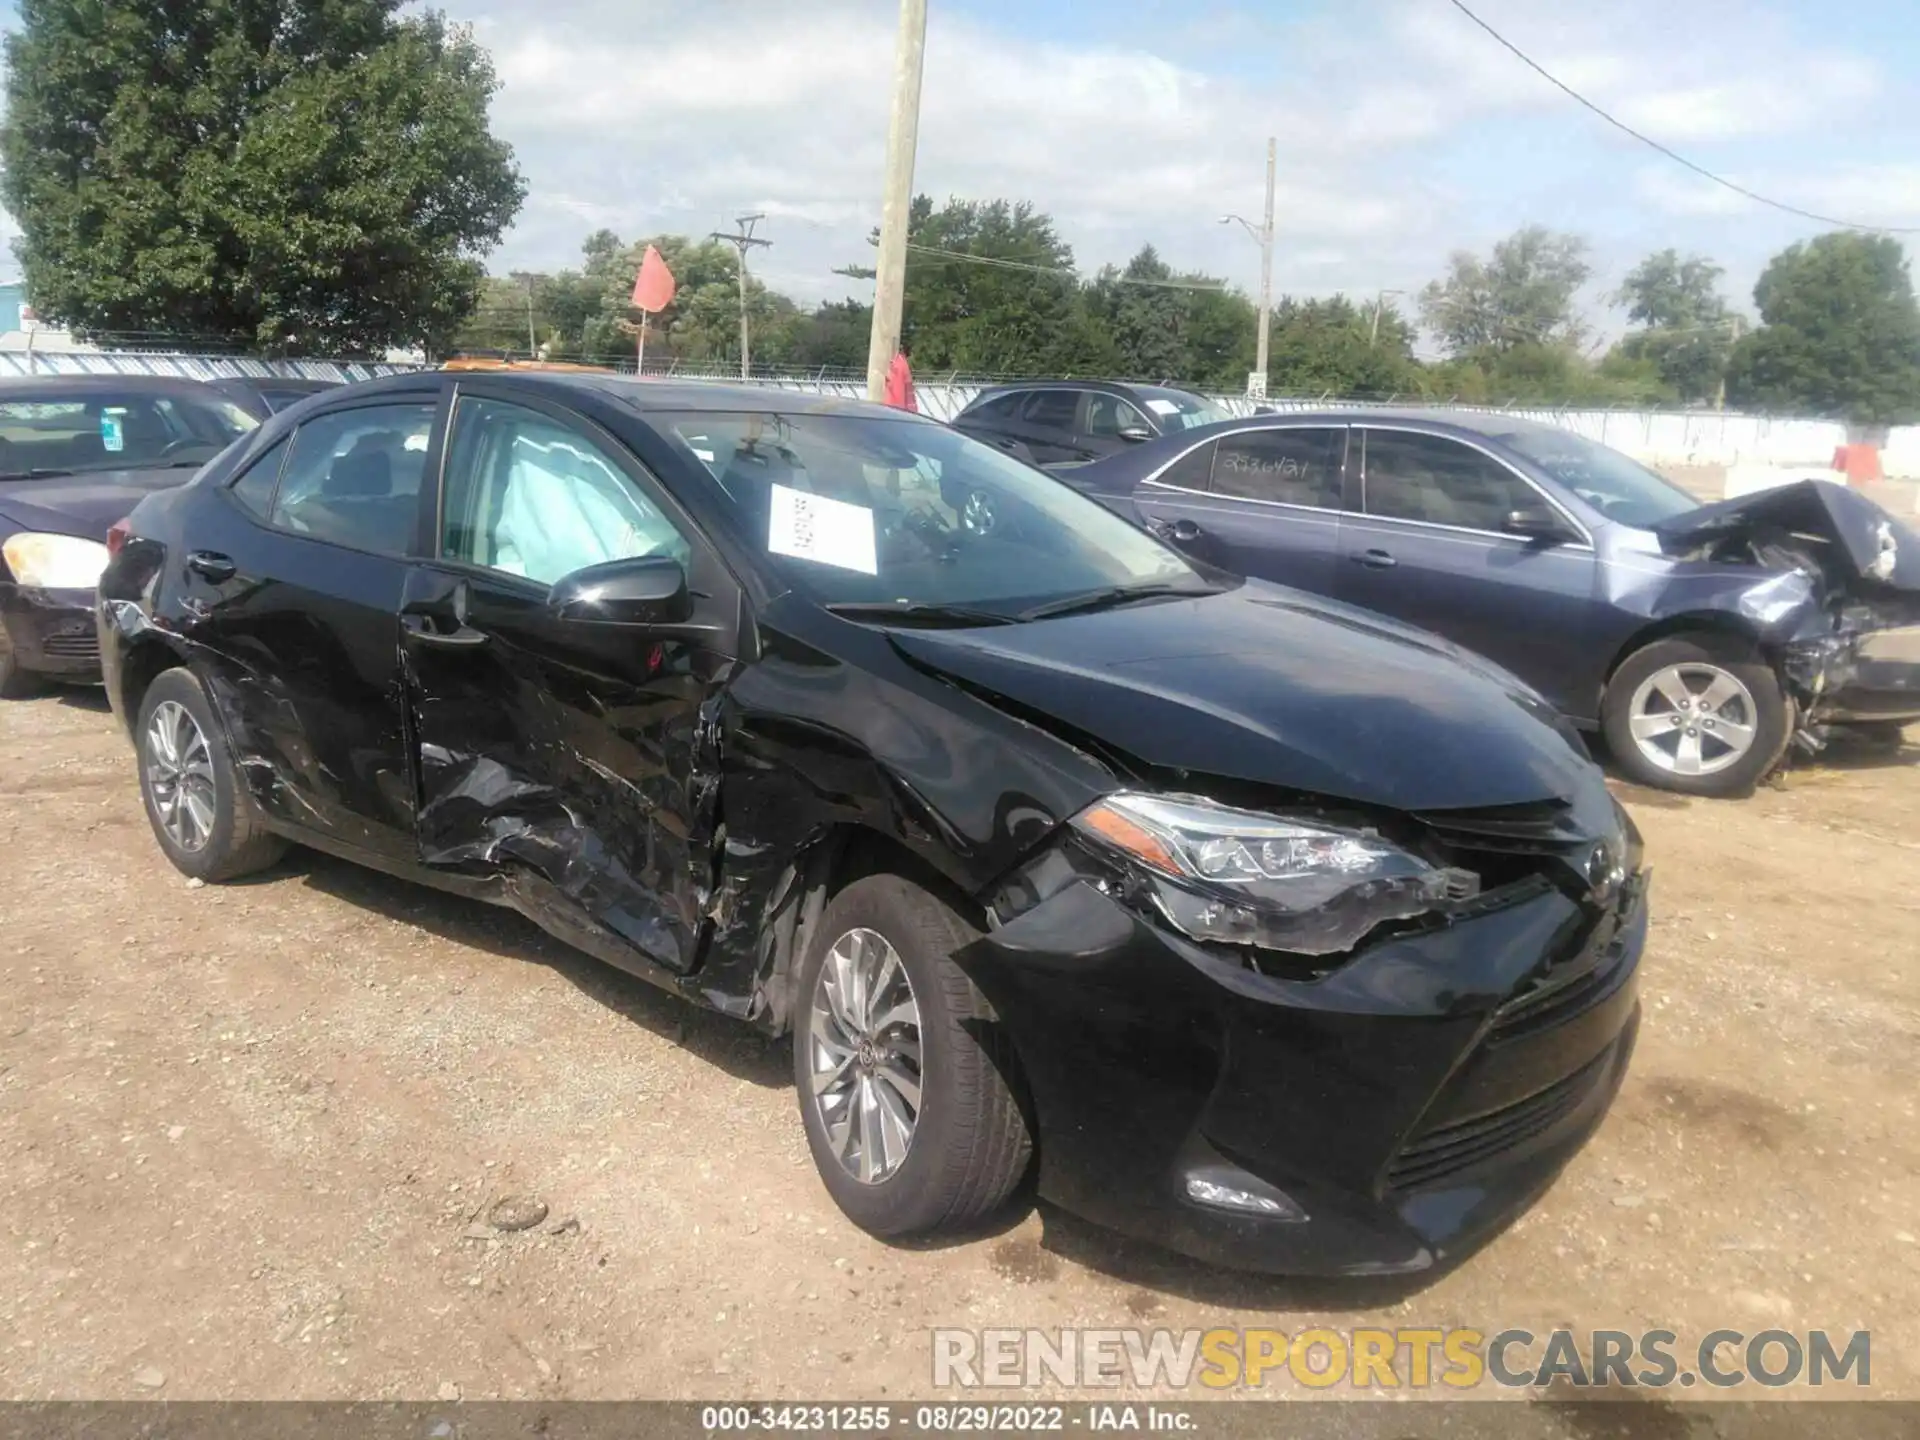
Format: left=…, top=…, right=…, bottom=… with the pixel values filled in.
left=186, top=550, right=236, bottom=583
left=1350, top=548, right=1398, bottom=569
left=401, top=613, right=490, bottom=649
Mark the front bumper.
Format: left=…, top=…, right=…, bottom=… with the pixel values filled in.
left=1805, top=621, right=1920, bottom=724
left=960, top=872, right=1646, bottom=1277
left=0, top=581, right=102, bottom=680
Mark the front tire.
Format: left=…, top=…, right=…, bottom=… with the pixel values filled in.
left=1602, top=633, right=1791, bottom=797
left=793, top=873, right=1032, bottom=1239
left=135, top=667, right=286, bottom=881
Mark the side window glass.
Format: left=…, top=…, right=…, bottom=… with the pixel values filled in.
left=440, top=397, right=691, bottom=586
left=1020, top=390, right=1079, bottom=432
left=227, top=437, right=289, bottom=518
left=1211, top=429, right=1342, bottom=509
left=1154, top=440, right=1216, bottom=492
left=269, top=404, right=435, bottom=554
left=1361, top=431, right=1538, bottom=531
left=972, top=392, right=1024, bottom=421
left=1084, top=394, right=1151, bottom=438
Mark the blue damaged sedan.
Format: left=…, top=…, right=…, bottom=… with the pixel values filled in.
left=1062, top=408, right=1920, bottom=797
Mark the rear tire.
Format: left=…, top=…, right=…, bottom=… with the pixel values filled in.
left=135, top=667, right=286, bottom=881
left=793, top=873, right=1032, bottom=1239
left=1602, top=633, right=1791, bottom=798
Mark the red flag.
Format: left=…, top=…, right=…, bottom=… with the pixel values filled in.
left=631, top=244, right=676, bottom=313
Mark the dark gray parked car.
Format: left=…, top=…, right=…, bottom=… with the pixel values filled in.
left=952, top=380, right=1231, bottom=468
left=1062, top=408, right=1920, bottom=797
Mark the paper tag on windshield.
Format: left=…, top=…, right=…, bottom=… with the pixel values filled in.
left=768, top=483, right=877, bottom=575
left=100, top=408, right=126, bottom=453
left=1144, top=399, right=1180, bottom=416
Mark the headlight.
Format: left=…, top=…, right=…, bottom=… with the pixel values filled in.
left=1072, top=792, right=1478, bottom=957
left=2, top=532, right=112, bottom=589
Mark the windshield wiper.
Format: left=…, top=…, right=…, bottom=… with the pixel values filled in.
left=0, top=467, right=75, bottom=481
left=823, top=600, right=1015, bottom=628
left=1015, top=582, right=1214, bottom=622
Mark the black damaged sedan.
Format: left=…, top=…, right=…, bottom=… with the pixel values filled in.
left=99, top=373, right=1645, bottom=1275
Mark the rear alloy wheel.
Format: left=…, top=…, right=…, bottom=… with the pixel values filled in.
left=135, top=667, right=286, bottom=881
left=1603, top=634, right=1791, bottom=797
left=793, top=873, right=1032, bottom=1239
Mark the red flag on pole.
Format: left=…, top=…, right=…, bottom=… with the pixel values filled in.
left=632, top=245, right=676, bottom=313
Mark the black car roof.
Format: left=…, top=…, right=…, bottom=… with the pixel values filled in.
left=339, top=370, right=925, bottom=423
left=968, top=379, right=1187, bottom=400
left=1183, top=405, right=1575, bottom=443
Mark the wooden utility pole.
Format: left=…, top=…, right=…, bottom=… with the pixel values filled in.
left=711, top=214, right=771, bottom=380
left=866, top=0, right=929, bottom=402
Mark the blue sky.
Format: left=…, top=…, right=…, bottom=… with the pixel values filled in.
left=8, top=0, right=1920, bottom=340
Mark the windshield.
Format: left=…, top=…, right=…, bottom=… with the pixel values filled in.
left=1134, top=387, right=1232, bottom=431
left=659, top=410, right=1202, bottom=614
left=1494, top=427, right=1699, bottom=529
left=0, top=392, right=258, bottom=478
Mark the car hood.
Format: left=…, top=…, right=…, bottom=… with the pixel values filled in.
left=1653, top=480, right=1920, bottom=595
left=0, top=467, right=191, bottom=541
left=888, top=581, right=1610, bottom=815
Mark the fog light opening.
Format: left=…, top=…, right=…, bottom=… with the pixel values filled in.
left=1183, top=1166, right=1307, bottom=1222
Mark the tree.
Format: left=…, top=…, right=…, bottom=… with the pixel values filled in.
left=1262, top=295, right=1419, bottom=398
left=1724, top=233, right=1920, bottom=424
left=1083, top=245, right=1253, bottom=388
left=1, top=0, right=525, bottom=356
left=1611, top=249, right=1734, bottom=404
left=1420, top=227, right=1592, bottom=355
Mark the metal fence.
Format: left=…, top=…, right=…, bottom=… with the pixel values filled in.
left=5, top=346, right=1913, bottom=477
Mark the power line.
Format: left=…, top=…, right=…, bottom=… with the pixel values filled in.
left=903, top=241, right=1227, bottom=291
left=1443, top=0, right=1920, bottom=235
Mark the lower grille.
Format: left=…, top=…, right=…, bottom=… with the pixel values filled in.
left=1388, top=1043, right=1615, bottom=1192
left=41, top=631, right=100, bottom=661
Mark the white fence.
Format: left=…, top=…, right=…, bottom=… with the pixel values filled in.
left=4, top=348, right=1913, bottom=478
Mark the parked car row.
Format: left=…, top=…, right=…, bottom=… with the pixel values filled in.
left=0, top=362, right=1906, bottom=1277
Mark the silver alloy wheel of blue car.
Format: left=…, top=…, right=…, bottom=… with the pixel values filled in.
left=807, top=926, right=923, bottom=1185
left=1626, top=661, right=1760, bottom=778
left=144, top=699, right=217, bottom=853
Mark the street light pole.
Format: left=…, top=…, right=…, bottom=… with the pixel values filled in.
left=866, top=0, right=929, bottom=402
left=1219, top=136, right=1276, bottom=400
left=1370, top=288, right=1406, bottom=348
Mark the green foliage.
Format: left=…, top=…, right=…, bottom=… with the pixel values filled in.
left=1611, top=250, right=1733, bottom=404
left=1724, top=233, right=1920, bottom=424
left=1420, top=227, right=1592, bottom=355
left=1, top=0, right=526, bottom=356
left=1264, top=295, right=1420, bottom=398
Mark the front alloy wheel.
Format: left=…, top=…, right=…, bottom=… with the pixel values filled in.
left=1625, top=662, right=1758, bottom=780
left=806, top=927, right=923, bottom=1184
left=792, top=873, right=1032, bottom=1238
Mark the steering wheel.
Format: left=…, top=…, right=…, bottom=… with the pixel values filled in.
left=159, top=438, right=209, bottom=458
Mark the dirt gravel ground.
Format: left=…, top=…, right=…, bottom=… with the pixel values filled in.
left=1, top=690, right=1917, bottom=1404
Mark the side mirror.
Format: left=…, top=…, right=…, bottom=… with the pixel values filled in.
left=1502, top=506, right=1574, bottom=543
left=547, top=554, right=690, bottom=626
left=1117, top=426, right=1154, bottom=444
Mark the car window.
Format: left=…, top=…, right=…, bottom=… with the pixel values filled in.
left=1020, top=390, right=1079, bottom=431
left=1210, top=429, right=1342, bottom=509
left=269, top=403, right=435, bottom=555
left=440, top=397, right=690, bottom=586
left=1083, top=393, right=1151, bottom=438
left=1359, top=430, right=1540, bottom=532
left=227, top=437, right=289, bottom=518
left=0, top=392, right=256, bottom=478
left=967, top=392, right=1025, bottom=422
left=1153, top=440, right=1216, bottom=492
left=1132, top=386, right=1232, bottom=431
left=661, top=410, right=1197, bottom=612
left=1490, top=426, right=1696, bottom=528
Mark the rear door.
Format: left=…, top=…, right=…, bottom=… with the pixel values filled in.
left=1335, top=427, right=1602, bottom=714
left=400, top=386, right=744, bottom=979
left=181, top=389, right=444, bottom=862
left=1132, top=425, right=1348, bottom=595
